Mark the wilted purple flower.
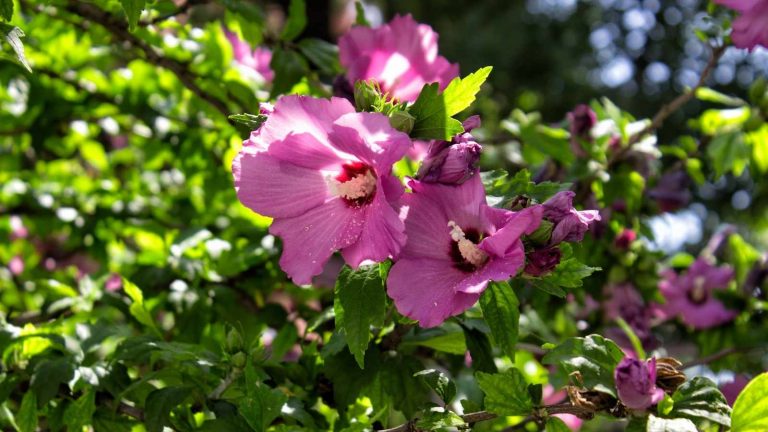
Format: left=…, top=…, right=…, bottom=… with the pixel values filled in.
left=416, top=116, right=482, bottom=185
left=648, top=170, right=691, bottom=213
left=524, top=245, right=562, bottom=276
left=615, top=357, right=664, bottom=410
left=542, top=191, right=601, bottom=244
left=657, top=258, right=737, bottom=329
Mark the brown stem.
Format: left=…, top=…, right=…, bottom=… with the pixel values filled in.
left=682, top=347, right=754, bottom=369
left=117, top=402, right=144, bottom=421
left=64, top=0, right=231, bottom=118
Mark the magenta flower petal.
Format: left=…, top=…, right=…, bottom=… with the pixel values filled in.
left=233, top=152, right=328, bottom=218
left=270, top=198, right=364, bottom=285
left=716, top=0, right=761, bottom=12
left=480, top=206, right=542, bottom=257
left=715, top=0, right=768, bottom=50
left=267, top=132, right=345, bottom=170
left=388, top=258, right=483, bottom=328
left=615, top=357, right=664, bottom=410
left=338, top=14, right=459, bottom=102
left=329, top=112, right=412, bottom=169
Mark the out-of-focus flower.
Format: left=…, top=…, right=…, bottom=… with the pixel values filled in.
left=338, top=14, right=459, bottom=102
left=614, top=228, right=637, bottom=250
left=10, top=215, right=28, bottom=240
left=657, top=258, right=737, bottom=329
left=603, top=284, right=654, bottom=351
left=568, top=104, right=597, bottom=157
left=542, top=191, right=601, bottom=244
left=105, top=273, right=123, bottom=292
left=387, top=176, right=542, bottom=327
left=615, top=357, right=665, bottom=410
left=416, top=116, right=482, bottom=185
left=648, top=170, right=691, bottom=213
left=8, top=256, right=24, bottom=275
left=233, top=95, right=411, bottom=284
left=714, top=0, right=768, bottom=50
left=721, top=375, right=751, bottom=406
left=224, top=29, right=274, bottom=83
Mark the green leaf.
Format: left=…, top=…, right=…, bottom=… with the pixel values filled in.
left=479, top=281, right=519, bottom=358
left=542, top=335, right=624, bottom=396
left=647, top=415, right=697, bottom=432
left=708, top=131, right=749, bottom=178
left=542, top=258, right=600, bottom=289
left=354, top=1, right=369, bottom=26
left=297, top=38, right=341, bottom=75
left=379, top=355, right=432, bottom=417
left=410, top=66, right=493, bottom=140
left=270, top=48, right=308, bottom=97
left=239, top=382, right=288, bottom=432
left=414, top=369, right=457, bottom=404
left=144, top=387, right=191, bottom=432
left=280, top=0, right=306, bottom=41
left=732, top=372, right=768, bottom=432
left=122, top=278, right=160, bottom=336
left=0, top=24, right=31, bottom=72
left=119, top=0, right=146, bottom=31
left=696, top=87, right=746, bottom=107
left=31, top=358, right=75, bottom=405
left=401, top=329, right=467, bottom=355
left=462, top=326, right=497, bottom=373
left=669, top=377, right=730, bottom=427
left=64, top=389, right=96, bottom=432
left=15, top=392, right=36, bottom=432
left=269, top=323, right=298, bottom=362
left=545, top=417, right=571, bottom=432
left=334, top=265, right=386, bottom=368
left=476, top=368, right=534, bottom=416
left=415, top=409, right=465, bottom=430
left=529, top=278, right=566, bottom=297
left=228, top=113, right=267, bottom=131
left=0, top=0, right=12, bottom=21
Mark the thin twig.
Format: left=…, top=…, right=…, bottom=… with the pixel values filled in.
left=140, top=0, right=208, bottom=26
left=682, top=347, right=748, bottom=369
left=208, top=368, right=242, bottom=400
left=64, top=0, right=232, bottom=118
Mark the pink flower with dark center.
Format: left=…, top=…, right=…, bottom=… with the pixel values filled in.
left=715, top=0, right=768, bottom=50
left=387, top=175, right=542, bottom=327
left=338, top=14, right=459, bottom=102
left=233, top=95, right=411, bottom=285
left=542, top=191, right=601, bottom=244
left=615, top=357, right=665, bottom=410
left=224, top=29, right=274, bottom=83
left=657, top=258, right=737, bottom=329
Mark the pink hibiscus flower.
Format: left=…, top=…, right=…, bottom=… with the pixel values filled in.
left=233, top=95, right=411, bottom=285
left=656, top=258, right=737, bottom=329
left=387, top=175, right=542, bottom=327
left=338, top=14, right=459, bottom=102
left=224, top=29, right=274, bottom=82
left=715, top=0, right=768, bottom=50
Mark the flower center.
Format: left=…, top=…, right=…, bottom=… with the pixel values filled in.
left=334, top=162, right=377, bottom=207
left=448, top=221, right=488, bottom=272
left=687, top=276, right=709, bottom=305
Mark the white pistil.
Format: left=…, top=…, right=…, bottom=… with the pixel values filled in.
left=448, top=221, right=488, bottom=268
left=335, top=171, right=377, bottom=200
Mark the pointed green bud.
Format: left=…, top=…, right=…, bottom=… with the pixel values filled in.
left=389, top=110, right=415, bottom=134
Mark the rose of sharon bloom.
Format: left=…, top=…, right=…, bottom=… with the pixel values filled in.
left=233, top=95, right=411, bottom=285
left=603, top=283, right=654, bottom=351
left=416, top=116, right=482, bottom=185
left=615, top=357, right=665, bottom=410
left=657, top=258, right=737, bottom=329
left=542, top=191, right=601, bottom=244
left=714, top=0, right=768, bottom=50
left=387, top=175, right=542, bottom=327
left=338, top=14, right=459, bottom=102
left=224, top=29, right=274, bottom=82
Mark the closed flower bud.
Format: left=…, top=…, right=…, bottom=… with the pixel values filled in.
left=614, top=357, right=664, bottom=410
left=389, top=110, right=415, bottom=134
left=231, top=351, right=247, bottom=369
left=524, top=245, right=561, bottom=277
left=354, top=80, right=380, bottom=112
left=416, top=117, right=483, bottom=185
left=226, top=328, right=244, bottom=353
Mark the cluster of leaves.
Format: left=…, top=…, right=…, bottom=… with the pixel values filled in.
left=1, top=1, right=767, bottom=432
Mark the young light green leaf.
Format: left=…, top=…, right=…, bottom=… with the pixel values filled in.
left=476, top=368, right=534, bottom=416
left=280, top=0, right=306, bottom=41
left=120, top=0, right=146, bottom=31
left=1, top=24, right=31, bottom=72
left=334, top=265, right=387, bottom=368
left=543, top=258, right=600, bottom=289
left=414, top=369, right=457, bottom=404
left=122, top=278, right=160, bottom=336
left=732, top=372, right=768, bottom=432
left=542, top=334, right=624, bottom=396
left=669, top=377, right=731, bottom=427
left=15, top=392, right=36, bottom=432
left=409, top=66, right=493, bottom=140
left=354, top=1, right=370, bottom=26
left=479, top=281, right=520, bottom=358
left=415, top=409, right=465, bottom=430
left=145, top=387, right=191, bottom=432
left=63, top=389, right=96, bottom=432
left=0, top=0, right=12, bottom=22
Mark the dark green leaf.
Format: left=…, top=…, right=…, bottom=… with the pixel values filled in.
left=414, top=369, right=457, bottom=404
left=0, top=24, right=31, bottom=72
left=31, top=358, right=75, bottom=405
left=64, top=389, right=96, bottom=432
left=669, top=377, right=730, bottom=427
left=479, top=281, right=519, bottom=358
left=269, top=323, right=298, bottom=362
left=119, top=0, right=146, bottom=31
left=270, top=48, right=308, bottom=97
left=144, top=387, right=191, bottom=432
left=541, top=335, right=624, bottom=396
left=16, top=392, right=37, bottom=432
left=476, top=368, right=534, bottom=416
left=415, top=409, right=465, bottom=430
left=239, top=382, right=287, bottom=432
left=462, top=326, right=497, bottom=373
left=0, top=0, right=12, bottom=21
left=280, top=0, right=306, bottom=41
left=334, top=265, right=387, bottom=368
left=410, top=67, right=493, bottom=140
left=732, top=372, right=768, bottom=432
left=297, top=38, right=341, bottom=75
left=529, top=278, right=566, bottom=297
left=228, top=113, right=267, bottom=131
left=380, top=355, right=431, bottom=417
